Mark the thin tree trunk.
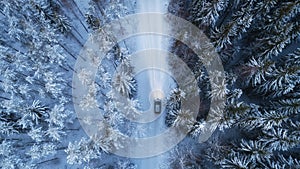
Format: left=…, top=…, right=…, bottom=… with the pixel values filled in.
left=94, top=0, right=108, bottom=21
left=58, top=41, right=77, bottom=59
left=0, top=96, right=10, bottom=100
left=37, top=158, right=59, bottom=165
left=59, top=0, right=89, bottom=33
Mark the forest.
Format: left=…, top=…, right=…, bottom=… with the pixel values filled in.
left=0, top=0, right=299, bottom=168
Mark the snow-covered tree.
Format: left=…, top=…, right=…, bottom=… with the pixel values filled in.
left=168, top=0, right=300, bottom=167
left=113, top=71, right=136, bottom=97
left=65, top=138, right=101, bottom=165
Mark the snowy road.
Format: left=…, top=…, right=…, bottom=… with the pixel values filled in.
left=132, top=0, right=173, bottom=168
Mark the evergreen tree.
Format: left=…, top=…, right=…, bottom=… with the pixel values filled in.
left=168, top=0, right=300, bottom=168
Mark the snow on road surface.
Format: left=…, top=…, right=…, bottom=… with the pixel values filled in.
left=131, top=0, right=173, bottom=168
